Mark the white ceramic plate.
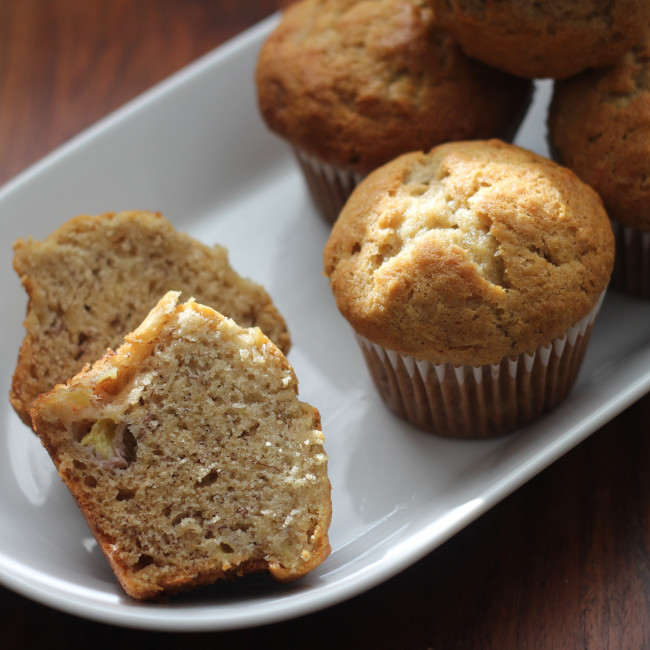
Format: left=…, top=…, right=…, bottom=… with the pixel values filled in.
left=1, top=15, right=650, bottom=632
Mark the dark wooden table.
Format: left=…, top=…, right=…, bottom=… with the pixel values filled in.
left=2, top=1, right=650, bottom=648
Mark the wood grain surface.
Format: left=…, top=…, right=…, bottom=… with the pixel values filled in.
left=2, top=1, right=650, bottom=648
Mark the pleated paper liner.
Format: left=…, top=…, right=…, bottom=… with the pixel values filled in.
left=611, top=220, right=650, bottom=299
left=293, top=149, right=365, bottom=224
left=356, top=293, right=605, bottom=438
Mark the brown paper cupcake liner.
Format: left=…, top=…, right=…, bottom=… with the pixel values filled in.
left=355, top=293, right=605, bottom=438
left=293, top=149, right=365, bottom=224
left=610, top=220, right=650, bottom=299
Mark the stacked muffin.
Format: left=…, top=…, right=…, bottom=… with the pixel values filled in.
left=254, top=0, right=640, bottom=436
left=256, top=0, right=533, bottom=222
left=548, top=35, right=650, bottom=298
left=429, top=0, right=650, bottom=80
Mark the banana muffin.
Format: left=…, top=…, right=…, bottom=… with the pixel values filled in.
left=323, top=140, right=614, bottom=437
left=429, top=0, right=650, bottom=79
left=11, top=210, right=290, bottom=426
left=256, top=0, right=532, bottom=222
left=30, top=292, right=331, bottom=600
left=549, top=36, right=650, bottom=297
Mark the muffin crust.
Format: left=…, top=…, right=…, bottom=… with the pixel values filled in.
left=324, top=140, right=614, bottom=366
left=549, top=35, right=650, bottom=230
left=430, top=0, right=650, bottom=79
left=256, top=0, right=531, bottom=174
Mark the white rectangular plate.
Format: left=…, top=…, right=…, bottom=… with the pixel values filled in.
left=1, top=16, right=649, bottom=632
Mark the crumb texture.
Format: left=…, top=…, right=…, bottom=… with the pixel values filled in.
left=323, top=140, right=614, bottom=365
left=30, top=293, right=330, bottom=600
left=11, top=211, right=290, bottom=425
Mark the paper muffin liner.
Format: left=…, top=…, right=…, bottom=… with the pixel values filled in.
left=355, top=293, right=605, bottom=438
left=293, top=149, right=365, bottom=224
left=610, top=219, right=650, bottom=299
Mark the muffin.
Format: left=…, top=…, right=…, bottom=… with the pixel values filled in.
left=323, top=140, right=614, bottom=437
left=11, top=210, right=290, bottom=426
left=429, top=0, right=650, bottom=80
left=256, top=0, right=532, bottom=223
left=30, top=292, right=331, bottom=600
left=548, top=36, right=650, bottom=298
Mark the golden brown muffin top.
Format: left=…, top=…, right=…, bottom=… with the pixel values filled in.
left=323, top=140, right=614, bottom=366
left=256, top=0, right=531, bottom=174
left=549, top=36, right=650, bottom=230
left=430, top=0, right=650, bottom=80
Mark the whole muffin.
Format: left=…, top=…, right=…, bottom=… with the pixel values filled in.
left=549, top=36, right=650, bottom=297
left=429, top=0, right=650, bottom=80
left=323, top=140, right=614, bottom=437
left=256, top=0, right=532, bottom=222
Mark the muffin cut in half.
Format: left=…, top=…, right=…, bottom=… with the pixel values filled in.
left=29, top=292, right=331, bottom=600
left=11, top=210, right=290, bottom=426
